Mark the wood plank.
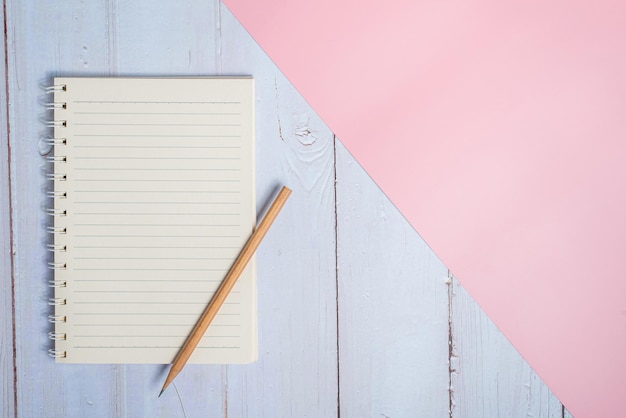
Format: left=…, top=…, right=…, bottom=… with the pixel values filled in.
left=6, top=1, right=121, bottom=416
left=10, top=0, right=338, bottom=415
left=6, top=0, right=577, bottom=416
left=335, top=141, right=450, bottom=417
left=110, top=1, right=228, bottom=416
left=219, top=5, right=340, bottom=416
left=1, top=0, right=16, bottom=414
left=451, top=277, right=565, bottom=417
left=6, top=0, right=226, bottom=415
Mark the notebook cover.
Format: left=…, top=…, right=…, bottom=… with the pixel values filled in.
left=50, top=77, right=257, bottom=364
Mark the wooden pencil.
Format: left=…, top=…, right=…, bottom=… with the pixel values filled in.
left=159, top=186, right=292, bottom=396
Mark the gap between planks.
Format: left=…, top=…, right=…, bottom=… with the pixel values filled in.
left=333, top=134, right=341, bottom=418
left=3, top=0, right=19, bottom=413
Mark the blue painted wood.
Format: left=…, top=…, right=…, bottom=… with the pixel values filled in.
left=219, top=5, right=339, bottom=415
left=335, top=141, right=451, bottom=417
left=1, top=1, right=16, bottom=415
left=451, top=278, right=564, bottom=418
left=6, top=1, right=119, bottom=416
left=4, top=0, right=571, bottom=415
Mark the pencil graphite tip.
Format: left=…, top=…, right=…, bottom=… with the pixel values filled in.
left=158, top=388, right=165, bottom=398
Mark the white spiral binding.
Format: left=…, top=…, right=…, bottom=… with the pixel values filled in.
left=48, top=315, right=67, bottom=323
left=48, top=280, right=67, bottom=288
left=46, top=226, right=67, bottom=234
left=48, top=349, right=67, bottom=359
left=47, top=191, right=67, bottom=199
left=48, top=298, right=67, bottom=306
left=44, top=120, right=67, bottom=128
left=43, top=137, right=67, bottom=146
left=44, top=102, right=67, bottom=110
left=47, top=262, right=67, bottom=270
left=46, top=82, right=69, bottom=360
left=46, top=244, right=67, bottom=252
left=46, top=173, right=67, bottom=181
left=45, top=84, right=67, bottom=93
left=46, top=208, right=67, bottom=217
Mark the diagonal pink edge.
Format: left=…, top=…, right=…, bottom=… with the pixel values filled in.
left=222, top=1, right=626, bottom=416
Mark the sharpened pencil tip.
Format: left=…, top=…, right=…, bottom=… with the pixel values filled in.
left=158, top=388, right=164, bottom=398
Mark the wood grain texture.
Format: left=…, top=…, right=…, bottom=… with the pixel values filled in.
left=220, top=5, right=339, bottom=415
left=335, top=141, right=451, bottom=417
left=6, top=0, right=226, bottom=416
left=4, top=0, right=574, bottom=416
left=6, top=1, right=119, bottom=416
left=111, top=2, right=229, bottom=416
left=161, top=186, right=292, bottom=396
left=1, top=0, right=16, bottom=415
left=451, top=277, right=564, bottom=418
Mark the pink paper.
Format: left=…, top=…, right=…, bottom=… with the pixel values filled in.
left=223, top=1, right=626, bottom=416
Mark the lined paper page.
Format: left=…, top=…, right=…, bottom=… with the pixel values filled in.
left=52, top=78, right=256, bottom=363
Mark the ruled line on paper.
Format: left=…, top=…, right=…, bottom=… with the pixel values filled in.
left=73, top=224, right=240, bottom=227
left=73, top=234, right=240, bottom=237
left=74, top=123, right=240, bottom=127
left=72, top=292, right=240, bottom=296
left=73, top=156, right=241, bottom=160
left=74, top=313, right=241, bottom=316
left=73, top=202, right=240, bottom=205
left=73, top=290, right=235, bottom=293
left=73, top=302, right=241, bottom=305
left=73, top=167, right=240, bottom=171
left=73, top=256, right=237, bottom=260
left=74, top=334, right=241, bottom=337
left=73, top=145, right=241, bottom=149
left=73, top=324, right=240, bottom=327
left=74, top=203, right=239, bottom=207
left=73, top=190, right=240, bottom=193
left=73, top=100, right=241, bottom=104
left=72, top=322, right=239, bottom=326
left=73, top=268, right=230, bottom=271
left=74, top=111, right=241, bottom=115
left=72, top=346, right=241, bottom=349
left=73, top=245, right=240, bottom=249
left=73, top=180, right=241, bottom=183
left=73, top=279, right=227, bottom=283
left=74, top=134, right=241, bottom=137
left=73, top=203, right=239, bottom=207
left=73, top=213, right=241, bottom=216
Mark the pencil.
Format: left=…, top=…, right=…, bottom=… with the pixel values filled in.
left=159, top=186, right=292, bottom=397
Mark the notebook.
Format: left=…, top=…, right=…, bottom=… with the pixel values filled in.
left=47, top=77, right=256, bottom=364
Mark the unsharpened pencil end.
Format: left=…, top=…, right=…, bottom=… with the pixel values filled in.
left=158, top=388, right=165, bottom=398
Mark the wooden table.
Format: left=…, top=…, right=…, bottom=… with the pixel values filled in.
left=1, top=1, right=572, bottom=416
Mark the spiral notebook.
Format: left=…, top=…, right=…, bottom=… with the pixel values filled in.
left=48, top=77, right=256, bottom=363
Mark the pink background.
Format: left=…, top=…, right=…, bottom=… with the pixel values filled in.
left=223, top=1, right=626, bottom=416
